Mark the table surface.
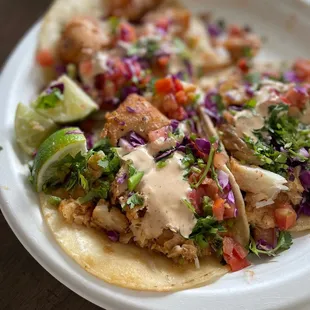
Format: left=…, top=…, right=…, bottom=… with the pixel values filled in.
left=0, top=1, right=100, bottom=309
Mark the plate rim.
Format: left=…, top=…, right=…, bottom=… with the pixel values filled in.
left=2, top=2, right=310, bottom=310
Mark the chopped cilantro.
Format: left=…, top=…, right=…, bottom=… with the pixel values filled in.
left=245, top=98, right=257, bottom=109
left=194, top=146, right=215, bottom=188
left=242, top=46, right=253, bottom=58
left=211, top=166, right=223, bottom=193
left=47, top=195, right=62, bottom=207
left=78, top=180, right=110, bottom=204
left=249, top=231, right=293, bottom=257
left=157, top=160, right=167, bottom=169
left=245, top=103, right=310, bottom=175
left=108, top=16, right=120, bottom=34
left=126, top=193, right=144, bottom=209
left=128, top=38, right=159, bottom=59
left=79, top=172, right=89, bottom=191
left=92, top=138, right=112, bottom=154
left=181, top=153, right=195, bottom=168
left=36, top=88, right=63, bottom=109
left=128, top=171, right=144, bottom=191
left=127, top=164, right=144, bottom=191
left=189, top=216, right=226, bottom=255
left=202, top=196, right=213, bottom=216
left=98, top=149, right=120, bottom=175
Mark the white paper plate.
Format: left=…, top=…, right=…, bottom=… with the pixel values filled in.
left=1, top=1, right=310, bottom=309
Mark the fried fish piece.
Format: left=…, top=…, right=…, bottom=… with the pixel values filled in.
left=101, top=94, right=170, bottom=146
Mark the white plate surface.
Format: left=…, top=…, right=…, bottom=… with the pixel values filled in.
left=1, top=1, right=310, bottom=309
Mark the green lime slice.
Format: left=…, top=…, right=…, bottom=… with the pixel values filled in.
left=15, top=103, right=58, bottom=156
left=32, top=127, right=87, bottom=192
left=33, top=75, right=98, bottom=123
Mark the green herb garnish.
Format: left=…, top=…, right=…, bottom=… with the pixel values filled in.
left=127, top=164, right=144, bottom=191
left=194, top=146, right=215, bottom=188
left=126, top=193, right=144, bottom=209
left=36, top=88, right=64, bottom=110
left=249, top=231, right=293, bottom=257
left=47, top=195, right=62, bottom=207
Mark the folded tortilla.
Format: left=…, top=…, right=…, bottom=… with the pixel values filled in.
left=40, top=193, right=229, bottom=291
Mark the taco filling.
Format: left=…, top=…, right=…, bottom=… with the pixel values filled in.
left=36, top=94, right=249, bottom=271
left=199, top=61, right=310, bottom=255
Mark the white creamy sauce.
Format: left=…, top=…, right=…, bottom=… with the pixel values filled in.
left=147, top=137, right=177, bottom=156
left=234, top=80, right=290, bottom=140
left=234, top=110, right=264, bottom=141
left=122, top=147, right=196, bottom=239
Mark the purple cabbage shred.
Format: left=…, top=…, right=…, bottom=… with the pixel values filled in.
left=107, top=231, right=119, bottom=242
left=207, top=23, right=222, bottom=37
left=283, top=71, right=301, bottom=83
left=117, top=173, right=127, bottom=184
left=195, top=138, right=211, bottom=155
left=129, top=131, right=146, bottom=147
left=126, top=106, right=136, bottom=113
left=300, top=170, right=310, bottom=190
left=256, top=239, right=274, bottom=251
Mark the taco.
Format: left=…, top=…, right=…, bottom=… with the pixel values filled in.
left=35, top=0, right=260, bottom=104
left=34, top=91, right=250, bottom=291
left=198, top=63, right=310, bottom=255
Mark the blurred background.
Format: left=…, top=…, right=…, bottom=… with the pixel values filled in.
left=0, top=1, right=99, bottom=309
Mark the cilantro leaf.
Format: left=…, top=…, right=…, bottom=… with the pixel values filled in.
left=36, top=88, right=63, bottom=109
left=190, top=216, right=226, bottom=256
left=249, top=231, right=293, bottom=257
left=92, top=138, right=111, bottom=153
left=47, top=195, right=62, bottom=207
left=202, top=196, right=213, bottom=216
left=78, top=180, right=110, bottom=204
left=98, top=149, right=120, bottom=175
left=156, top=160, right=167, bottom=169
left=126, top=193, right=144, bottom=209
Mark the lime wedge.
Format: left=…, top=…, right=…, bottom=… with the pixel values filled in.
left=15, top=103, right=58, bottom=156
left=32, top=127, right=87, bottom=192
left=33, top=75, right=98, bottom=123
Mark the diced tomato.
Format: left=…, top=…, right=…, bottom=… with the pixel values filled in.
left=237, top=58, right=250, bottom=73
left=36, top=49, right=54, bottom=67
left=157, top=55, right=170, bottom=67
left=274, top=203, right=297, bottom=230
left=156, top=18, right=169, bottom=31
left=148, top=126, right=169, bottom=142
left=282, top=87, right=309, bottom=110
left=155, top=78, right=174, bottom=94
left=168, top=106, right=188, bottom=121
left=232, top=242, right=248, bottom=259
left=224, top=254, right=250, bottom=272
left=212, top=198, right=225, bottom=221
left=223, top=237, right=250, bottom=272
left=228, top=24, right=243, bottom=37
left=173, top=78, right=184, bottom=92
left=119, top=22, right=136, bottom=42
left=293, top=58, right=310, bottom=82
left=224, top=204, right=236, bottom=219
left=200, top=178, right=219, bottom=200
left=175, top=90, right=188, bottom=105
left=79, top=60, right=93, bottom=77
left=253, top=227, right=276, bottom=247
left=187, top=190, right=203, bottom=215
